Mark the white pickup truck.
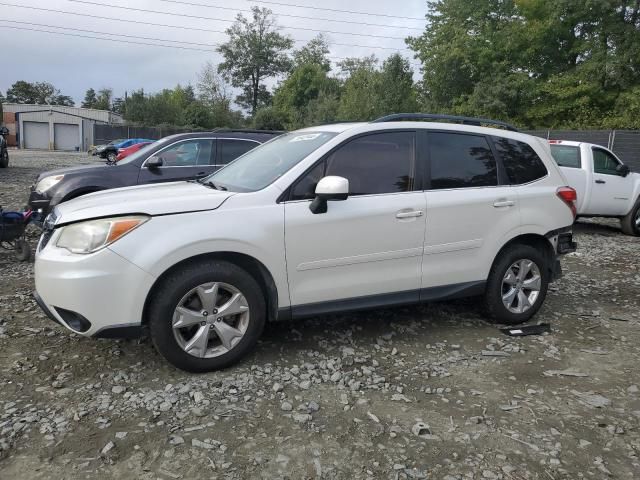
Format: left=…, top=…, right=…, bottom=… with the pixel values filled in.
left=549, top=140, right=640, bottom=236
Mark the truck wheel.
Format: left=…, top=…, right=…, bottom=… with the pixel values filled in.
left=0, top=151, right=8, bottom=168
left=148, top=260, right=266, bottom=372
left=483, top=244, right=550, bottom=325
left=620, top=199, right=640, bottom=236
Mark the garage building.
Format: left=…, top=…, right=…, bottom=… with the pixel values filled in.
left=2, top=104, right=124, bottom=151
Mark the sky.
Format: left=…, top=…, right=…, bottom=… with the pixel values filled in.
left=0, top=0, right=427, bottom=105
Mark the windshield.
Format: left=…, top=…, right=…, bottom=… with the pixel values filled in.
left=116, top=139, right=163, bottom=165
left=203, top=131, right=338, bottom=192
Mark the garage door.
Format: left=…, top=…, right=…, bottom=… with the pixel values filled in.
left=54, top=123, right=79, bottom=151
left=23, top=121, right=49, bottom=150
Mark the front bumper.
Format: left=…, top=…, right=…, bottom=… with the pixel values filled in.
left=34, top=239, right=157, bottom=338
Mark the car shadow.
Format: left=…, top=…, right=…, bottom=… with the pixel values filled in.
left=573, top=219, right=622, bottom=236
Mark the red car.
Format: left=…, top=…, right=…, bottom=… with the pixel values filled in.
left=115, top=142, right=153, bottom=161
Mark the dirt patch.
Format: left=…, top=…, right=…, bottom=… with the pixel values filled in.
left=1, top=151, right=639, bottom=479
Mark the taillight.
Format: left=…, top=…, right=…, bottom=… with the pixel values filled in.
left=557, top=186, right=577, bottom=218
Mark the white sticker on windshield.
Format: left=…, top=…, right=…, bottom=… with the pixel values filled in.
left=289, top=134, right=321, bottom=142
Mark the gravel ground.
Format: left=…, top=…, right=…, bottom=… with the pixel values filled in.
left=1, top=150, right=639, bottom=479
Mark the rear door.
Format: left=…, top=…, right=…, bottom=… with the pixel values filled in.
left=422, top=131, right=520, bottom=290
left=137, top=138, right=215, bottom=184
left=585, top=147, right=634, bottom=216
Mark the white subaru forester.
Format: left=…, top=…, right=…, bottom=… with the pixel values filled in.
left=34, top=115, right=578, bottom=372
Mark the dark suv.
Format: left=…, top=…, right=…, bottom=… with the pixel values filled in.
left=28, top=130, right=282, bottom=216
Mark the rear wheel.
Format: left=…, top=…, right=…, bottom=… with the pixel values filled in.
left=148, top=260, right=266, bottom=372
left=483, top=244, right=549, bottom=325
left=620, top=199, right=640, bottom=236
left=0, top=150, right=8, bottom=168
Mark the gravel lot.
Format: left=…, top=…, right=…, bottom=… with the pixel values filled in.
left=1, top=150, right=639, bottom=479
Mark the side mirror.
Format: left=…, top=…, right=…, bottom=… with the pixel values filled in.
left=146, top=156, right=163, bottom=169
left=616, top=164, right=630, bottom=177
left=309, top=176, right=349, bottom=214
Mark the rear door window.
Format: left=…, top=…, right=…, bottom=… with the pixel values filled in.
left=494, top=137, right=548, bottom=184
left=550, top=145, right=581, bottom=168
left=218, top=139, right=258, bottom=166
left=428, top=132, right=497, bottom=189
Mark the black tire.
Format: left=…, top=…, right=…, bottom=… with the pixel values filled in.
left=148, top=260, right=266, bottom=372
left=620, top=198, right=640, bottom=236
left=0, top=150, right=8, bottom=168
left=15, top=239, right=31, bottom=262
left=107, top=151, right=117, bottom=163
left=483, top=244, right=550, bottom=325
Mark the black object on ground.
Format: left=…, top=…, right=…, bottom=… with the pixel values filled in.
left=501, top=323, right=551, bottom=337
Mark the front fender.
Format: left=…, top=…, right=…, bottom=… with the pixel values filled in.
left=108, top=205, right=290, bottom=308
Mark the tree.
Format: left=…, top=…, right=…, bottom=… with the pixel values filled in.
left=198, top=61, right=231, bottom=108
left=273, top=63, right=340, bottom=128
left=337, top=55, right=378, bottom=77
left=6, top=81, right=74, bottom=106
left=375, top=54, right=419, bottom=115
left=293, top=34, right=331, bottom=72
left=82, top=88, right=98, bottom=108
left=112, top=97, right=125, bottom=115
left=253, top=106, right=288, bottom=130
left=218, top=7, right=293, bottom=114
left=95, top=88, right=113, bottom=111
left=407, top=0, right=640, bottom=128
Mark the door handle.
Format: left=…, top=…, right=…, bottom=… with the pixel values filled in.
left=595, top=179, right=606, bottom=184
left=493, top=199, right=515, bottom=208
left=396, top=210, right=424, bottom=219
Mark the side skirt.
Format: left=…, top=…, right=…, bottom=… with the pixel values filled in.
left=279, top=281, right=486, bottom=321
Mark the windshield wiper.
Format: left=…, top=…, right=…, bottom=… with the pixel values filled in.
left=202, top=180, right=228, bottom=191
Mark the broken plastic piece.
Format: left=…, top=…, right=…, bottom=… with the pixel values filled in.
left=500, top=323, right=551, bottom=337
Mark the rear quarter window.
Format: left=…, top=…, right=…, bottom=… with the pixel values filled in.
left=494, top=137, right=548, bottom=184
left=550, top=145, right=581, bottom=168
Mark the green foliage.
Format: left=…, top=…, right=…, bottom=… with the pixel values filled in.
left=273, top=63, right=340, bottom=128
left=408, top=0, right=640, bottom=128
left=6, top=80, right=74, bottom=106
left=292, top=34, right=331, bottom=72
left=338, top=54, right=419, bottom=121
left=252, top=107, right=288, bottom=130
left=81, top=88, right=98, bottom=108
left=218, top=7, right=294, bottom=114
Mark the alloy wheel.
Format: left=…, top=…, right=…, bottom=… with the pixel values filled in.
left=172, top=282, right=250, bottom=358
left=501, top=259, right=542, bottom=314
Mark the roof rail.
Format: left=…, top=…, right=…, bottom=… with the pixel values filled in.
left=371, top=113, right=519, bottom=132
left=212, top=128, right=286, bottom=134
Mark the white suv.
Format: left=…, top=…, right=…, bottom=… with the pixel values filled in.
left=34, top=115, right=578, bottom=372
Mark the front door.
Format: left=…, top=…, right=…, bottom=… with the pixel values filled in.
left=137, top=138, right=216, bottom=184
left=284, top=131, right=426, bottom=312
left=585, top=147, right=634, bottom=216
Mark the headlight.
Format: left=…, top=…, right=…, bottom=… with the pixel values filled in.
left=35, top=175, right=65, bottom=194
left=56, top=215, right=149, bottom=254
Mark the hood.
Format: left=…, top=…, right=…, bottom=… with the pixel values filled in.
left=54, top=181, right=235, bottom=225
left=37, top=164, right=109, bottom=182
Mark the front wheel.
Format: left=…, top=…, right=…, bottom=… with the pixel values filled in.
left=107, top=151, right=117, bottom=163
left=148, top=261, right=266, bottom=372
left=620, top=199, right=640, bottom=236
left=0, top=150, right=8, bottom=168
left=483, top=244, right=549, bottom=325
